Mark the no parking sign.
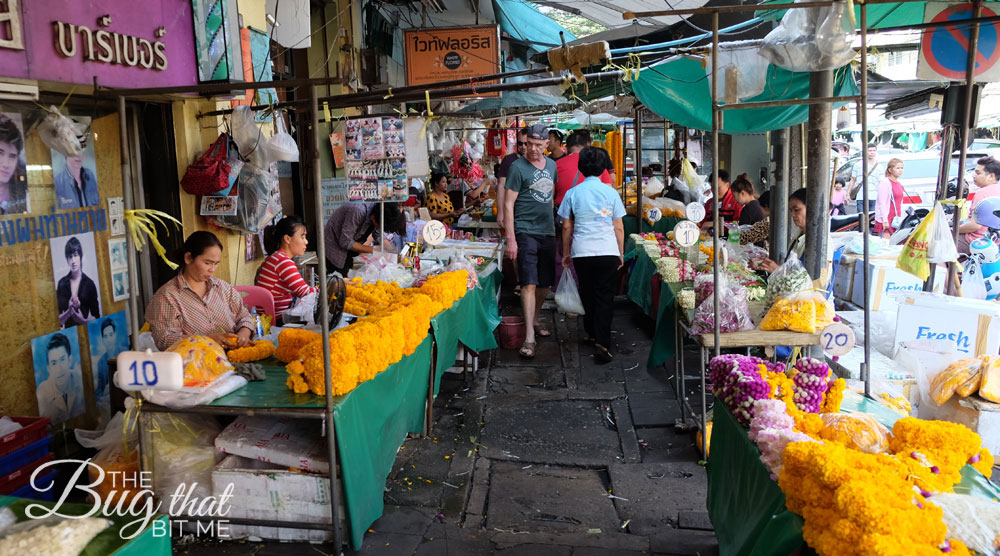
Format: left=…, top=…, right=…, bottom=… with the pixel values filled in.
left=917, top=2, right=1000, bottom=81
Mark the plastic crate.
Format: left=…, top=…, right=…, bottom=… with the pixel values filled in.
left=0, top=417, right=50, bottom=459
left=0, top=436, right=52, bottom=477
left=8, top=470, right=56, bottom=501
left=0, top=453, right=54, bottom=494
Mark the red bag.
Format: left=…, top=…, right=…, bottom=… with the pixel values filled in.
left=181, top=134, right=232, bottom=196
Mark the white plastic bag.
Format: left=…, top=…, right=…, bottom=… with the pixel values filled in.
left=283, top=291, right=318, bottom=324
left=759, top=0, right=855, bottom=72
left=149, top=413, right=222, bottom=504
left=962, top=259, right=988, bottom=300
left=266, top=111, right=299, bottom=163
left=36, top=106, right=88, bottom=157
left=231, top=105, right=267, bottom=167
left=555, top=272, right=585, bottom=315
left=927, top=203, right=958, bottom=263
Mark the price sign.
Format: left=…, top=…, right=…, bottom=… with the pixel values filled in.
left=820, top=323, right=855, bottom=356
left=646, top=207, right=662, bottom=223
left=114, top=350, right=184, bottom=392
left=685, top=202, right=705, bottom=223
left=674, top=220, right=700, bottom=247
left=422, top=220, right=447, bottom=246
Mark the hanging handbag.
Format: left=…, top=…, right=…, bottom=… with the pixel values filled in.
left=180, top=134, right=232, bottom=196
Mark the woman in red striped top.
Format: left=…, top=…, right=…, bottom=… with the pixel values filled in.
left=256, top=215, right=318, bottom=318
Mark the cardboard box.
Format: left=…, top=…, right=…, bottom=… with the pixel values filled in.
left=893, top=293, right=1000, bottom=357
left=212, top=455, right=342, bottom=542
left=851, top=261, right=943, bottom=312
left=215, top=416, right=329, bottom=474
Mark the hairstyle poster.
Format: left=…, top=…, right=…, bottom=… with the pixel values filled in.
left=31, top=327, right=86, bottom=424
left=111, top=269, right=129, bottom=302
left=87, top=311, right=128, bottom=420
left=0, top=111, right=30, bottom=215
left=50, top=232, right=103, bottom=328
left=51, top=140, right=100, bottom=209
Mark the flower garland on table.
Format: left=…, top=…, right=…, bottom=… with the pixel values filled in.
left=227, top=340, right=275, bottom=363
left=655, top=256, right=696, bottom=283
left=275, top=328, right=321, bottom=363
left=343, top=278, right=406, bottom=316
left=708, top=352, right=997, bottom=556
left=284, top=271, right=470, bottom=396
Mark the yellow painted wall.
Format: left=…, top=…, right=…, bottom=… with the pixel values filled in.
left=240, top=0, right=269, bottom=30
left=0, top=109, right=128, bottom=425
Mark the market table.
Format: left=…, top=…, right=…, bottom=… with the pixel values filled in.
left=707, top=391, right=1000, bottom=556
left=622, top=215, right=684, bottom=239
left=0, top=495, right=171, bottom=555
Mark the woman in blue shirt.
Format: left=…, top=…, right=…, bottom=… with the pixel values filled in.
left=557, top=147, right=627, bottom=363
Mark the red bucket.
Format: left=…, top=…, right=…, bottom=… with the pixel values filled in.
left=498, top=316, right=526, bottom=350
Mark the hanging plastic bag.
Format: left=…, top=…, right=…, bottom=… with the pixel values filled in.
left=265, top=111, right=299, bottom=164
left=36, top=106, right=88, bottom=157
left=897, top=207, right=934, bottom=280
left=680, top=159, right=705, bottom=202
left=210, top=163, right=282, bottom=234
left=75, top=408, right=146, bottom=507
left=759, top=0, right=855, bottom=72
left=962, top=259, right=989, bottom=300
left=231, top=105, right=267, bottom=167
left=927, top=203, right=958, bottom=263
left=555, top=271, right=585, bottom=315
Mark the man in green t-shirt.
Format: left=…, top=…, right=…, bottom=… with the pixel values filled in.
left=504, top=124, right=558, bottom=359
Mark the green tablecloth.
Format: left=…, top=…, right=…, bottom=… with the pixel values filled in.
left=206, top=337, right=434, bottom=551
left=430, top=268, right=502, bottom=395
left=0, top=496, right=171, bottom=555
left=626, top=249, right=658, bottom=318
left=708, top=391, right=1000, bottom=556
left=626, top=249, right=691, bottom=369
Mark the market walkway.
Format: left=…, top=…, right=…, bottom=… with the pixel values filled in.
left=180, top=294, right=716, bottom=556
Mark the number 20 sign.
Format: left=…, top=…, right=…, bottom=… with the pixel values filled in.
left=114, top=350, right=185, bottom=392
left=820, top=323, right=855, bottom=357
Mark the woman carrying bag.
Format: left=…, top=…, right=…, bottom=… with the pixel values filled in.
left=557, top=147, right=627, bottom=363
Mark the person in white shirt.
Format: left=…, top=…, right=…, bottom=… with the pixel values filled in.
left=849, top=144, right=881, bottom=213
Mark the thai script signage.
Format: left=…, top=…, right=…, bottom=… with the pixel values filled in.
left=404, top=26, right=500, bottom=98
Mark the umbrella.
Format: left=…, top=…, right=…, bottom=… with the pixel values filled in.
left=457, top=90, right=576, bottom=118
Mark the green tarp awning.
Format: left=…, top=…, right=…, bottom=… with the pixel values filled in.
left=755, top=1, right=989, bottom=30
left=631, top=58, right=858, bottom=134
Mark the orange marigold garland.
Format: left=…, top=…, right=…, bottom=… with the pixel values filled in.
left=227, top=339, right=275, bottom=363
left=276, top=328, right=321, bottom=363
left=167, top=336, right=233, bottom=387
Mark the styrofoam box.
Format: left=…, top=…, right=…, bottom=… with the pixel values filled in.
left=212, top=455, right=343, bottom=542
left=894, top=293, right=1000, bottom=357
left=851, top=260, right=944, bottom=312
left=215, top=416, right=329, bottom=474
left=832, top=257, right=856, bottom=301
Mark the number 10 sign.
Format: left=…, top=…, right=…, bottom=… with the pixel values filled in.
left=115, top=350, right=185, bottom=392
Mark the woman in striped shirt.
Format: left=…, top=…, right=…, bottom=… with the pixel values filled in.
left=256, top=215, right=318, bottom=319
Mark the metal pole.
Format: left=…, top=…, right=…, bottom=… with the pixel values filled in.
left=950, top=0, right=983, bottom=296
left=860, top=4, right=872, bottom=399
left=771, top=128, right=790, bottom=263
left=118, top=96, right=141, bottom=348
left=636, top=108, right=644, bottom=232
left=310, top=85, right=343, bottom=551
left=711, top=10, right=720, bottom=362
left=804, top=71, right=833, bottom=280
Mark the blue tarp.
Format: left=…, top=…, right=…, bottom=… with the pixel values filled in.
left=493, top=0, right=576, bottom=51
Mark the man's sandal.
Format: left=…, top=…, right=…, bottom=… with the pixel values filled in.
left=519, top=341, right=536, bottom=359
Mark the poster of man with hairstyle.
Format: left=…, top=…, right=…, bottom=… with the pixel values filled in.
left=0, top=111, right=29, bottom=215
left=31, top=328, right=86, bottom=423
left=50, top=233, right=103, bottom=328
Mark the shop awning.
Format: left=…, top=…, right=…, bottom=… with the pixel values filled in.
left=493, top=0, right=577, bottom=50
left=755, top=1, right=951, bottom=29
left=534, top=0, right=709, bottom=28
left=457, top=90, right=576, bottom=117
left=630, top=57, right=858, bottom=134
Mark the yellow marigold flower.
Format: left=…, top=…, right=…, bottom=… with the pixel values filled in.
left=227, top=339, right=276, bottom=363
left=167, top=335, right=232, bottom=387
left=971, top=448, right=993, bottom=478
left=821, top=378, right=846, bottom=413
left=276, top=329, right=321, bottom=363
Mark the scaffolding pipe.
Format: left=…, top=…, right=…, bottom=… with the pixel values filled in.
left=771, top=128, right=790, bottom=264
left=636, top=107, right=644, bottom=232
left=804, top=71, right=833, bottom=281
left=706, top=10, right=719, bottom=458
left=860, top=3, right=872, bottom=399
left=950, top=0, right=983, bottom=296
left=309, top=85, right=343, bottom=550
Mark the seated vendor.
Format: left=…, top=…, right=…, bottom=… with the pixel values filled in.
left=256, top=215, right=318, bottom=318
left=739, top=190, right=771, bottom=248
left=700, top=169, right=742, bottom=230
left=146, top=231, right=255, bottom=351
left=750, top=188, right=808, bottom=273
left=464, top=173, right=495, bottom=210
left=323, top=201, right=402, bottom=276
left=425, top=172, right=465, bottom=225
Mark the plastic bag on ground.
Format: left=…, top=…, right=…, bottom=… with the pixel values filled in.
left=555, top=271, right=585, bottom=315
left=927, top=202, right=958, bottom=263
left=818, top=413, right=892, bottom=454
left=149, top=413, right=222, bottom=504
left=74, top=408, right=146, bottom=507
left=759, top=0, right=855, bottom=72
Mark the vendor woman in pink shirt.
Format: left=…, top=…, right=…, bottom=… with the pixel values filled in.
left=874, top=158, right=905, bottom=237
left=257, top=215, right=319, bottom=320
left=958, top=156, right=1000, bottom=253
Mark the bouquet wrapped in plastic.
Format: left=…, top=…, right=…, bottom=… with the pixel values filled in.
left=929, top=357, right=983, bottom=405
left=818, top=413, right=892, bottom=454
left=689, top=278, right=754, bottom=336
left=167, top=336, right=234, bottom=388
left=759, top=291, right=834, bottom=334
left=765, top=252, right=812, bottom=307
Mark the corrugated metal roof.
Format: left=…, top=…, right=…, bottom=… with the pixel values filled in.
left=533, top=0, right=709, bottom=28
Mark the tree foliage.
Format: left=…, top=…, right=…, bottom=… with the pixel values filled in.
left=535, top=5, right=608, bottom=39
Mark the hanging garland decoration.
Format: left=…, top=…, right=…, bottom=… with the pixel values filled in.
left=124, top=209, right=182, bottom=270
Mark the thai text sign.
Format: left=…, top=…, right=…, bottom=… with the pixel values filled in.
left=404, top=25, right=500, bottom=98
left=0, top=0, right=197, bottom=89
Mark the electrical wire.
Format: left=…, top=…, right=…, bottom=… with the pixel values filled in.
left=609, top=16, right=764, bottom=55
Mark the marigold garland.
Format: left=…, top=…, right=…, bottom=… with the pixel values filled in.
left=276, top=329, right=321, bottom=363
left=226, top=339, right=275, bottom=363
left=283, top=271, right=470, bottom=396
